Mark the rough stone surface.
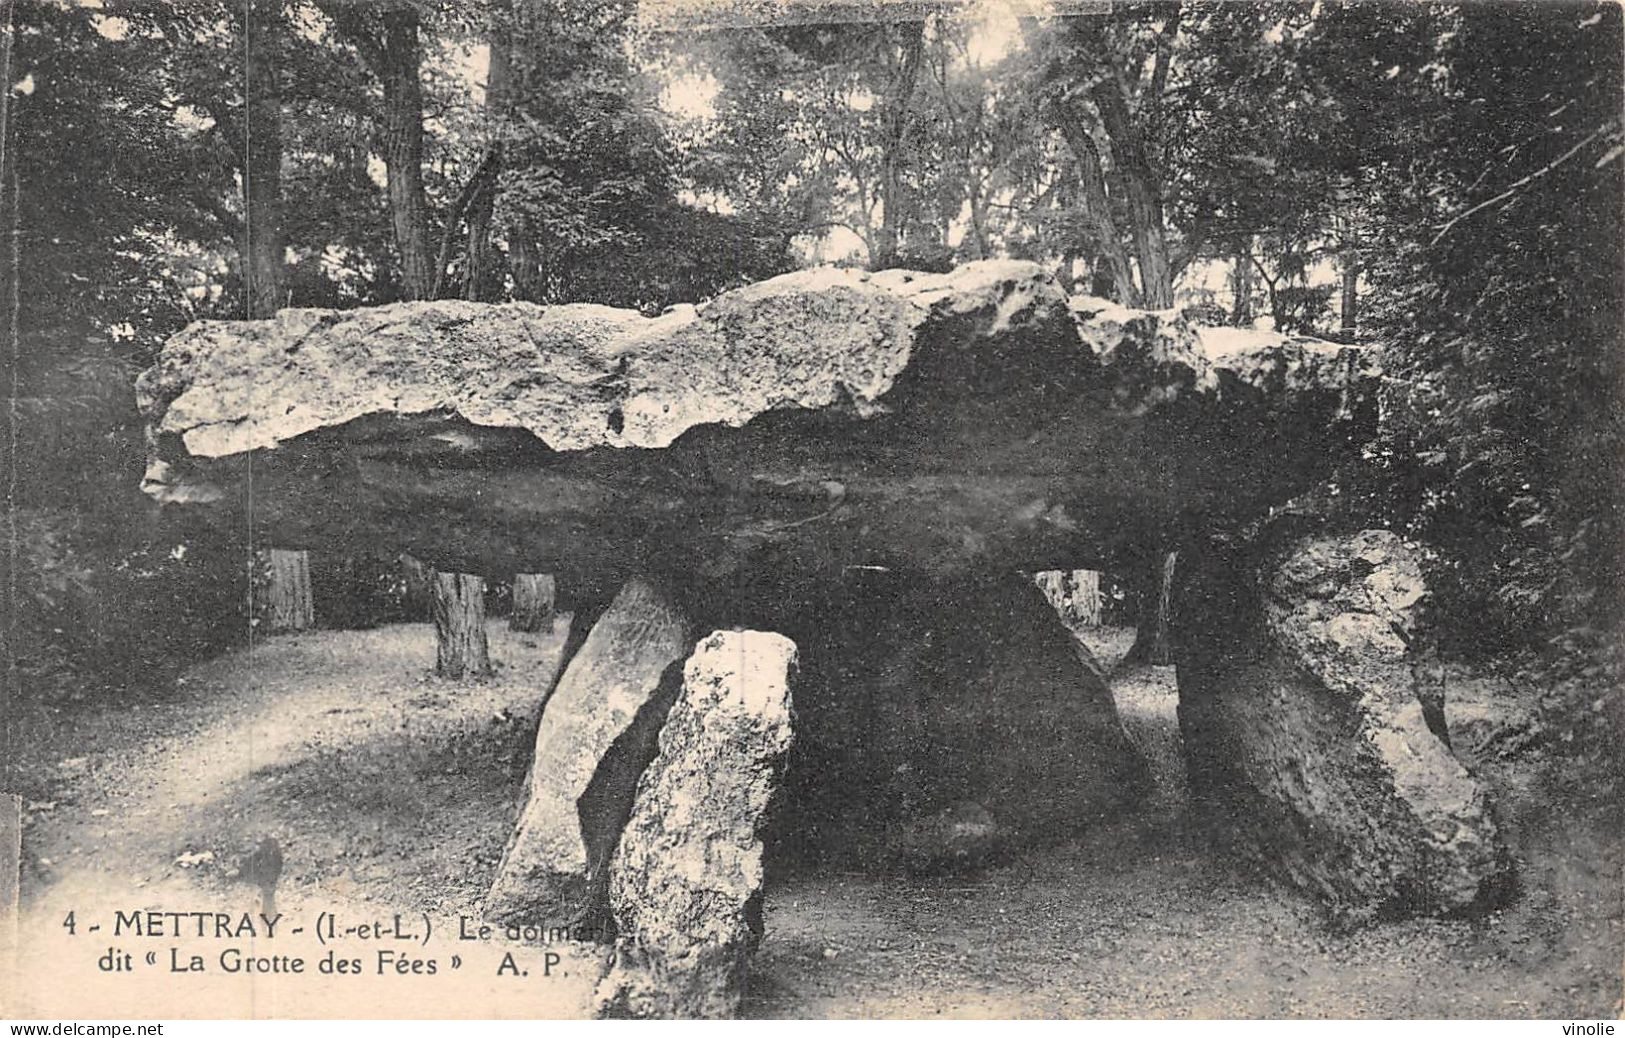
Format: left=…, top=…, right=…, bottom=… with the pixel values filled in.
left=135, top=261, right=1373, bottom=580
left=136, top=262, right=1057, bottom=460
left=1177, top=530, right=1511, bottom=924
left=485, top=578, right=692, bottom=926
left=1069, top=296, right=1370, bottom=403
left=593, top=630, right=796, bottom=1019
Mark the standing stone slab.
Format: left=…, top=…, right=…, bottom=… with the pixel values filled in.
left=594, top=630, right=796, bottom=1019
left=1177, top=530, right=1511, bottom=924
left=485, top=578, right=692, bottom=926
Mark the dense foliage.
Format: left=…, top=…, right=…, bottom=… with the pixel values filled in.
left=1361, top=3, right=1622, bottom=663
left=3, top=0, right=1620, bottom=704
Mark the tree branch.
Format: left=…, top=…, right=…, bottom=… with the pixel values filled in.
left=1147, top=1, right=1182, bottom=126
left=1430, top=123, right=1614, bottom=247
left=312, top=0, right=387, bottom=72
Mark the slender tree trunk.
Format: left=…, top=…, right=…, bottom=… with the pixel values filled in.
left=399, top=552, right=433, bottom=618
left=510, top=573, right=555, bottom=633
left=1252, top=255, right=1285, bottom=331
left=240, top=5, right=301, bottom=636
left=1073, top=569, right=1102, bottom=628
left=1231, top=243, right=1255, bottom=325
left=872, top=22, right=924, bottom=271
left=1339, top=255, right=1358, bottom=338
left=510, top=224, right=543, bottom=301
left=1051, top=102, right=1139, bottom=305
left=1121, top=551, right=1177, bottom=667
left=966, top=189, right=990, bottom=261
left=378, top=7, right=433, bottom=300
left=433, top=571, right=491, bottom=678
left=243, top=0, right=285, bottom=318
left=266, top=548, right=313, bottom=632
left=1151, top=550, right=1177, bottom=665
left=464, top=3, right=512, bottom=301
left=1090, top=77, right=1174, bottom=309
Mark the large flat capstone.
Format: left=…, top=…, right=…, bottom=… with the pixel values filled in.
left=134, top=261, right=1373, bottom=580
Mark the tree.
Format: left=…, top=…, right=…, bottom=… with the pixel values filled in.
left=316, top=0, right=438, bottom=299
left=870, top=20, right=926, bottom=270
left=672, top=20, right=945, bottom=271
left=1361, top=1, right=1624, bottom=656
left=510, top=573, right=555, bottom=633
left=240, top=0, right=288, bottom=316
left=264, top=548, right=314, bottom=631
left=1018, top=6, right=1182, bottom=306
left=432, top=571, right=491, bottom=678
left=1118, top=549, right=1177, bottom=668
left=455, top=0, right=511, bottom=301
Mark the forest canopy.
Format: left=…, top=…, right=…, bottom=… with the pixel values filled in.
left=4, top=0, right=1621, bottom=683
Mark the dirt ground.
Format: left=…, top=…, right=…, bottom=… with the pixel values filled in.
left=8, top=620, right=1622, bottom=1019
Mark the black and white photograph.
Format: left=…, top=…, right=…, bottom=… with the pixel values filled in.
left=1, top=0, right=1621, bottom=1023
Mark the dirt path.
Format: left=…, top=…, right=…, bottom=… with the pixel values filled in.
left=9, top=622, right=1622, bottom=1018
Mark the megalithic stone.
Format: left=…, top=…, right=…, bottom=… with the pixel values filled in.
left=485, top=577, right=692, bottom=927
left=1176, top=530, right=1511, bottom=925
left=135, top=262, right=1378, bottom=586
left=594, top=630, right=797, bottom=1020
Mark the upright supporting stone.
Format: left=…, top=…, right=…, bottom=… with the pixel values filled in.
left=486, top=578, right=692, bottom=926
left=1177, top=530, right=1511, bottom=924
left=510, top=573, right=556, bottom=632
left=594, top=630, right=796, bottom=1020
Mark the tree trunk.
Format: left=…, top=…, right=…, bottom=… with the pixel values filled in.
left=872, top=21, right=925, bottom=271
left=510, top=222, right=544, bottom=301
left=433, top=571, right=491, bottom=678
left=378, top=7, right=433, bottom=300
left=1339, top=254, right=1358, bottom=338
left=1034, top=569, right=1102, bottom=629
left=266, top=548, right=313, bottom=632
left=464, top=3, right=512, bottom=302
left=1231, top=243, right=1255, bottom=325
left=510, top=572, right=556, bottom=633
left=399, top=552, right=433, bottom=619
left=1151, top=550, right=1177, bottom=665
left=1121, top=551, right=1177, bottom=667
left=1073, top=569, right=1102, bottom=628
left=1051, top=101, right=1139, bottom=305
left=1014, top=14, right=1138, bottom=304
left=1089, top=76, right=1174, bottom=309
left=1253, top=255, right=1285, bottom=331
left=242, top=0, right=285, bottom=318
